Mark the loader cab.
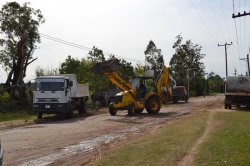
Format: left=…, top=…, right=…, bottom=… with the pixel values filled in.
left=130, top=76, right=155, bottom=99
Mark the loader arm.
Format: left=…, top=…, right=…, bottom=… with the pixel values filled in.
left=104, top=72, right=133, bottom=92
left=91, top=59, right=134, bottom=92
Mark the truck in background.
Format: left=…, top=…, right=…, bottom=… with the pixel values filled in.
left=225, top=76, right=250, bottom=109
left=172, top=86, right=189, bottom=104
left=33, top=74, right=89, bottom=119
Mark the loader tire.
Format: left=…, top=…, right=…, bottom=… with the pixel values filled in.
left=146, top=96, right=161, bottom=114
left=109, top=103, right=117, bottom=116
left=127, top=103, right=135, bottom=116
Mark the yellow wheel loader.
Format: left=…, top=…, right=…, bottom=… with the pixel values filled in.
left=91, top=59, right=175, bottom=116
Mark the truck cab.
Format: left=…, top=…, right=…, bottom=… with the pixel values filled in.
left=33, top=74, right=89, bottom=119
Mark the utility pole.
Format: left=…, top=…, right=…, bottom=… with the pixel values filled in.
left=232, top=11, right=250, bottom=18
left=232, top=10, right=250, bottom=76
left=240, top=54, right=250, bottom=76
left=187, top=69, right=190, bottom=96
left=218, top=42, right=233, bottom=77
left=248, top=54, right=250, bottom=76
left=233, top=68, right=237, bottom=76
left=204, top=72, right=208, bottom=97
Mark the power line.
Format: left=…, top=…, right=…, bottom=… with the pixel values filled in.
left=219, top=0, right=231, bottom=40
left=40, top=33, right=142, bottom=63
left=208, top=0, right=226, bottom=41
left=189, top=0, right=219, bottom=41
left=40, top=34, right=92, bottom=51
left=232, top=0, right=236, bottom=13
left=244, top=0, right=246, bottom=56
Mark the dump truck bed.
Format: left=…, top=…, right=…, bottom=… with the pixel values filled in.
left=226, top=76, right=250, bottom=94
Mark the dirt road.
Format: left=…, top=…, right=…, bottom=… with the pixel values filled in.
left=0, top=95, right=224, bottom=166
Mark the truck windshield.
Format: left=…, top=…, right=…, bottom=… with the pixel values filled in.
left=36, top=79, right=65, bottom=91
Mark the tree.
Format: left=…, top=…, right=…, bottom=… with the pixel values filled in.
left=0, top=2, right=45, bottom=100
left=207, top=72, right=224, bottom=94
left=144, top=40, right=164, bottom=78
left=170, top=35, right=205, bottom=96
left=134, top=64, right=145, bottom=76
left=59, top=55, right=81, bottom=74
left=109, top=55, right=134, bottom=79
left=87, top=46, right=105, bottom=62
left=35, top=66, right=59, bottom=77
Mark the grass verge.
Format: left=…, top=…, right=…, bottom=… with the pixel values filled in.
left=0, top=111, right=35, bottom=122
left=195, top=111, right=250, bottom=166
left=94, top=112, right=209, bottom=166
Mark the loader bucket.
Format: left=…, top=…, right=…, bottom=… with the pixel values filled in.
left=91, top=59, right=120, bottom=75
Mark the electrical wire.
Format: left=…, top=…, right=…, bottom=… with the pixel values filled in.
left=39, top=33, right=142, bottom=63
left=40, top=34, right=92, bottom=51
left=208, top=0, right=226, bottom=42
left=219, top=0, right=231, bottom=41
left=189, top=0, right=219, bottom=42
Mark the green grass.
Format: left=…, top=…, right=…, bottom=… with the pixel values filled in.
left=195, top=111, right=250, bottom=166
left=0, top=111, right=35, bottom=122
left=95, top=112, right=209, bottom=166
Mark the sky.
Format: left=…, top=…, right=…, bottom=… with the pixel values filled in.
left=0, top=0, right=250, bottom=83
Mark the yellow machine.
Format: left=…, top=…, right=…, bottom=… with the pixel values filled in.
left=91, top=59, right=175, bottom=116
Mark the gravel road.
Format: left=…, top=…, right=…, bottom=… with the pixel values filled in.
left=0, top=95, right=225, bottom=166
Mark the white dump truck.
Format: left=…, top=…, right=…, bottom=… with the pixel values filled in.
left=33, top=74, right=89, bottom=119
left=225, top=76, right=250, bottom=109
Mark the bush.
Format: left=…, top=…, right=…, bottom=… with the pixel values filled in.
left=0, top=92, right=10, bottom=109
left=0, top=91, right=10, bottom=106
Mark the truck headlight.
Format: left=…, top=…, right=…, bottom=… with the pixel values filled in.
left=33, top=104, right=38, bottom=108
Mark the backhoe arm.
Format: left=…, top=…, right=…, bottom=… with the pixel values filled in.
left=155, top=66, right=176, bottom=100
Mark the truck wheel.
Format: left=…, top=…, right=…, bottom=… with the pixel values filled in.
left=65, top=103, right=74, bottom=119
left=173, top=97, right=178, bottom=104
left=37, top=112, right=43, bottom=119
left=109, top=103, right=117, bottom=116
left=128, top=103, right=135, bottom=116
left=135, top=109, right=143, bottom=114
left=185, top=97, right=188, bottom=103
left=225, top=105, right=228, bottom=109
left=78, top=100, right=86, bottom=115
left=146, top=96, right=161, bottom=114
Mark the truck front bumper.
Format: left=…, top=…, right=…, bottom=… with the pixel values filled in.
left=33, top=103, right=68, bottom=114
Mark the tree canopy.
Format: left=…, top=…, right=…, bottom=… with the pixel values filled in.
left=0, top=1, right=44, bottom=99
left=207, top=72, right=224, bottom=94
left=170, top=35, right=205, bottom=96
left=144, top=40, right=164, bottom=78
left=58, top=47, right=135, bottom=91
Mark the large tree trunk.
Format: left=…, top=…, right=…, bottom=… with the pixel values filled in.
left=4, top=35, right=27, bottom=101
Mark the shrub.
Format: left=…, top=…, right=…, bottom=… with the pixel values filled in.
left=0, top=91, right=11, bottom=107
